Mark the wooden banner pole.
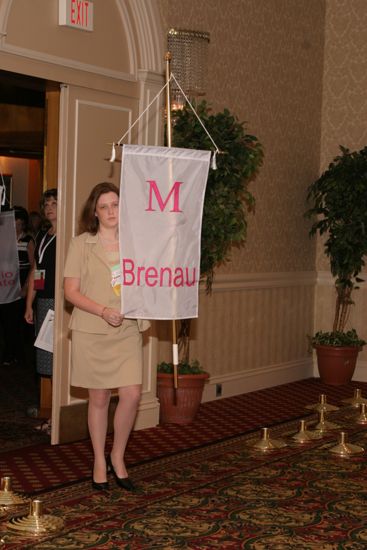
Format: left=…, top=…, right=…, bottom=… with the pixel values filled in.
left=165, top=52, right=178, bottom=390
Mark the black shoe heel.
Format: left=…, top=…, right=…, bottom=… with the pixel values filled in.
left=92, top=479, right=109, bottom=491
left=91, top=468, right=109, bottom=491
left=106, top=454, right=136, bottom=491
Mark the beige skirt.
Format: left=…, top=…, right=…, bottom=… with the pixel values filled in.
left=71, top=319, right=143, bottom=389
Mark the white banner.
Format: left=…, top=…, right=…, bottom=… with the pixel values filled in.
left=0, top=211, right=21, bottom=303
left=119, top=145, right=211, bottom=319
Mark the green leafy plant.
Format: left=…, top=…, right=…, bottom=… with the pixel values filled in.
left=170, top=101, right=263, bottom=363
left=310, top=329, right=366, bottom=348
left=171, top=100, right=264, bottom=293
left=157, top=359, right=207, bottom=375
left=305, top=145, right=367, bottom=346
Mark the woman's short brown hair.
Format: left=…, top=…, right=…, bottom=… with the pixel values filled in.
left=79, top=182, right=119, bottom=235
left=40, top=188, right=57, bottom=214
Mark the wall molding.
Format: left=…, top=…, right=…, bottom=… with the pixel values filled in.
left=316, top=270, right=367, bottom=286
left=206, top=270, right=367, bottom=293
left=0, top=42, right=136, bottom=83
left=0, top=0, right=163, bottom=82
left=206, top=271, right=316, bottom=293
left=202, top=357, right=314, bottom=402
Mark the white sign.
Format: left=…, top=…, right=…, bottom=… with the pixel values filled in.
left=0, top=211, right=21, bottom=304
left=59, top=0, right=93, bottom=32
left=34, top=309, right=54, bottom=353
left=119, top=145, right=211, bottom=320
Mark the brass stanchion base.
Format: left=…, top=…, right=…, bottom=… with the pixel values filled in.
left=252, top=427, right=287, bottom=451
left=312, top=409, right=340, bottom=434
left=0, top=477, right=28, bottom=508
left=356, top=403, right=367, bottom=425
left=305, top=393, right=339, bottom=412
left=291, top=420, right=322, bottom=443
left=6, top=499, right=63, bottom=535
left=329, top=432, right=365, bottom=457
left=342, top=388, right=367, bottom=408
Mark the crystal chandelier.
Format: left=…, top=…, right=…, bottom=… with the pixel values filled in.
left=167, top=28, right=210, bottom=109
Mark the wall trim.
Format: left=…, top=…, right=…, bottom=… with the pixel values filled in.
left=207, top=270, right=366, bottom=293
left=0, top=42, right=136, bottom=83
left=0, top=0, right=164, bottom=81
left=202, top=357, right=314, bottom=402
left=206, top=271, right=316, bottom=293
left=316, top=270, right=367, bottom=286
left=129, top=0, right=164, bottom=73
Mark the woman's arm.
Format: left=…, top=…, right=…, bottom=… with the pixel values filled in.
left=24, top=264, right=36, bottom=324
left=64, top=277, right=124, bottom=326
left=27, top=238, right=35, bottom=267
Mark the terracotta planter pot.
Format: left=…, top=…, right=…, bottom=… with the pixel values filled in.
left=157, top=372, right=209, bottom=425
left=315, top=345, right=360, bottom=385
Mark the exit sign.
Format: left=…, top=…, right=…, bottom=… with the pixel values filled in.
left=59, top=0, right=94, bottom=32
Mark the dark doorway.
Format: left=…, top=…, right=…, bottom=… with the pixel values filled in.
left=0, top=70, right=52, bottom=449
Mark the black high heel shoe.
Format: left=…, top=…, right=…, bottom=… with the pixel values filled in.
left=106, top=454, right=136, bottom=491
left=92, top=478, right=109, bottom=491
left=91, top=468, right=109, bottom=491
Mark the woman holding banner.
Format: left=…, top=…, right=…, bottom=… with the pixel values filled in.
left=64, top=182, right=149, bottom=492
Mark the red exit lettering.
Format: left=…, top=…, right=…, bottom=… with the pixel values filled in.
left=70, top=0, right=90, bottom=28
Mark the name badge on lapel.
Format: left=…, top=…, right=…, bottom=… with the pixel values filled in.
left=111, top=264, right=121, bottom=296
left=34, top=269, right=46, bottom=290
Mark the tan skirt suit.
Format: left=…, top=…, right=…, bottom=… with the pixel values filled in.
left=64, top=232, right=150, bottom=389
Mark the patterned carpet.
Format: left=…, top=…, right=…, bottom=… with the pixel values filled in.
left=0, top=358, right=49, bottom=452
left=1, top=379, right=367, bottom=494
left=0, top=405, right=366, bottom=548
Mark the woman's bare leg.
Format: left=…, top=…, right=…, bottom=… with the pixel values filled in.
left=110, top=384, right=141, bottom=478
left=88, top=388, right=111, bottom=483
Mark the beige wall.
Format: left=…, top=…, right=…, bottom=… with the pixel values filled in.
left=157, top=0, right=327, bottom=390
left=159, top=0, right=324, bottom=274
left=316, top=0, right=367, bottom=364
left=321, top=0, right=367, bottom=170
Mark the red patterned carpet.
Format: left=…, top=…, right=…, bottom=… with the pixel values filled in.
left=0, top=403, right=367, bottom=549
left=1, top=377, right=367, bottom=494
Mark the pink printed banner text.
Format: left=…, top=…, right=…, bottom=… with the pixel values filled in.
left=119, top=145, right=211, bottom=319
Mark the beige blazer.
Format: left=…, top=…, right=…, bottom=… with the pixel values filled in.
left=64, top=232, right=150, bottom=334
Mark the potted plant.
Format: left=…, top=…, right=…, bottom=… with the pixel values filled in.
left=157, top=101, right=263, bottom=423
left=157, top=360, right=209, bottom=425
left=305, top=145, right=367, bottom=384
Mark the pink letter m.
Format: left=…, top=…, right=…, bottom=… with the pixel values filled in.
left=145, top=180, right=183, bottom=213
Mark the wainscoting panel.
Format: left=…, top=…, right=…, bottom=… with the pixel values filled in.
left=158, top=272, right=316, bottom=397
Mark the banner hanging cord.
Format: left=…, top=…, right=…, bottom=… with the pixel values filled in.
left=109, top=72, right=220, bottom=169
left=109, top=76, right=173, bottom=162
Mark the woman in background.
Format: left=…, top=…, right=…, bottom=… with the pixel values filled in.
left=64, top=182, right=149, bottom=491
left=25, top=189, right=57, bottom=432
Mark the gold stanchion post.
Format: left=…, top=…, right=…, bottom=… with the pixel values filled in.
left=165, top=51, right=179, bottom=391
